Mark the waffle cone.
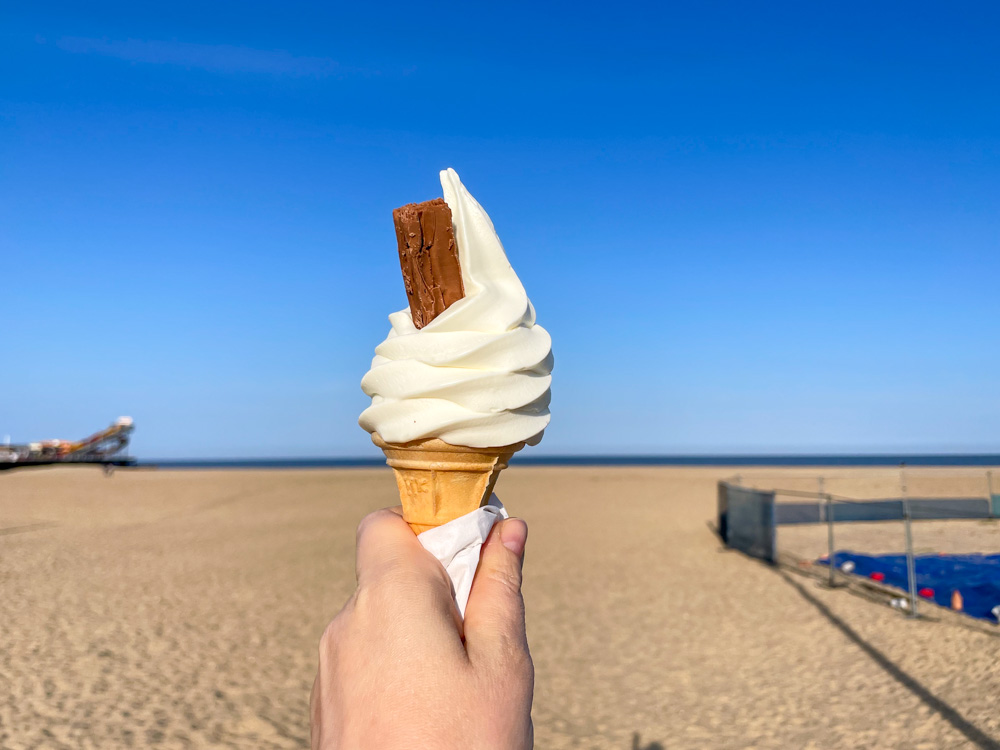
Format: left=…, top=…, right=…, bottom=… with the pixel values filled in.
left=371, top=433, right=525, bottom=534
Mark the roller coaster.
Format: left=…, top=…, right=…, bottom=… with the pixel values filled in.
left=0, top=418, right=136, bottom=472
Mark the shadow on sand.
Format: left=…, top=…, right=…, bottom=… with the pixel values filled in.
left=631, top=732, right=664, bottom=750
left=779, top=569, right=1000, bottom=750
left=0, top=521, right=59, bottom=536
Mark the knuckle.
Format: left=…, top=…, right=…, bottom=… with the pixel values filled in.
left=317, top=631, right=338, bottom=673
left=320, top=616, right=341, bottom=645
left=483, top=564, right=523, bottom=598
left=507, top=649, right=535, bottom=697
left=373, top=567, right=410, bottom=594
left=370, top=561, right=452, bottom=603
left=511, top=645, right=534, bottom=681
left=494, top=623, right=530, bottom=664
left=371, top=549, right=452, bottom=591
left=318, top=618, right=343, bottom=657
left=317, top=596, right=357, bottom=663
left=481, top=645, right=534, bottom=703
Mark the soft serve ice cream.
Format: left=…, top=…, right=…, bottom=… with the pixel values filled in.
left=359, top=168, right=552, bottom=448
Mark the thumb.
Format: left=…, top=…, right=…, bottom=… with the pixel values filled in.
left=463, top=517, right=530, bottom=667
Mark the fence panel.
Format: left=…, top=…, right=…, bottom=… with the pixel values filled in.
left=719, top=484, right=776, bottom=563
left=775, top=502, right=824, bottom=525
left=717, top=483, right=728, bottom=542
left=831, top=499, right=906, bottom=523
left=775, top=498, right=991, bottom=524
left=908, top=498, right=990, bottom=520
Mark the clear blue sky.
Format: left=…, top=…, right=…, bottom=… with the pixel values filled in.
left=2, top=1, right=998, bottom=458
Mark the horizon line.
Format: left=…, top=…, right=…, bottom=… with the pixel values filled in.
left=137, top=453, right=1000, bottom=468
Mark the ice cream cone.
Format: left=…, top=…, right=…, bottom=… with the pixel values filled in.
left=371, top=433, right=525, bottom=533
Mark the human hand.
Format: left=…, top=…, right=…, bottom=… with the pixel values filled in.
left=311, top=508, right=534, bottom=750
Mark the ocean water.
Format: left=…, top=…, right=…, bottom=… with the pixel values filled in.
left=143, top=454, right=1000, bottom=469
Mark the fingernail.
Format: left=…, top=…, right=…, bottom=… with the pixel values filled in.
left=500, top=518, right=528, bottom=556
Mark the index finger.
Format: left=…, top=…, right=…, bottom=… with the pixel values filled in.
left=353, top=508, right=465, bottom=642
left=355, top=507, right=427, bottom=587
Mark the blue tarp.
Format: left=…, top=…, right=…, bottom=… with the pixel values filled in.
left=818, top=551, right=1000, bottom=622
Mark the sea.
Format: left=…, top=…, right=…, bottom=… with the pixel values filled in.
left=142, top=454, right=1000, bottom=470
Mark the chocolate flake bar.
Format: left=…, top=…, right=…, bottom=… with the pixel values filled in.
left=393, top=198, right=465, bottom=328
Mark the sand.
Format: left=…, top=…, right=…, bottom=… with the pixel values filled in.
left=2, top=465, right=999, bottom=749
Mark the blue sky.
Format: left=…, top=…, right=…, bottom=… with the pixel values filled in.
left=2, top=1, right=998, bottom=457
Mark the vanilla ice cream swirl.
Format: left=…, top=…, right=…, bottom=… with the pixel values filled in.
left=359, top=168, right=552, bottom=448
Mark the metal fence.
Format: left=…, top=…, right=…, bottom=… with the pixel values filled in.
left=717, top=483, right=776, bottom=563
left=775, top=497, right=992, bottom=524
left=718, top=471, right=1000, bottom=619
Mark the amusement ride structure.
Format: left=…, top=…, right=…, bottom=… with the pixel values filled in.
left=0, top=418, right=136, bottom=471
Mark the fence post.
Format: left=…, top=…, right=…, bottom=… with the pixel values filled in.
left=821, top=477, right=836, bottom=587
left=988, top=471, right=995, bottom=518
left=903, top=501, right=919, bottom=618
left=717, top=482, right=729, bottom=543
left=901, top=466, right=919, bottom=618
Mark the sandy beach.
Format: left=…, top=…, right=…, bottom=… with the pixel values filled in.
left=2, top=465, right=999, bottom=749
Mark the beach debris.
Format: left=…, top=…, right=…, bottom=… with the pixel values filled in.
left=890, top=598, right=910, bottom=611
left=870, top=571, right=885, bottom=582
left=992, top=605, right=1000, bottom=623
left=950, top=589, right=964, bottom=612
left=840, top=560, right=855, bottom=573
left=919, top=587, right=935, bottom=598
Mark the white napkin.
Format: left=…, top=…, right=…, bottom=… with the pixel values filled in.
left=417, top=494, right=508, bottom=618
